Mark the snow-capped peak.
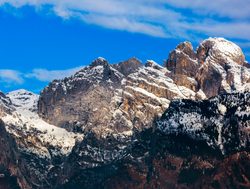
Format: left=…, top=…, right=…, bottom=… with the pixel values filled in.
left=97, top=57, right=106, bottom=61
left=91, top=57, right=109, bottom=67
left=7, top=89, right=39, bottom=112
left=199, top=37, right=245, bottom=64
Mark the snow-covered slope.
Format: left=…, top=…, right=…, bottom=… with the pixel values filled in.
left=7, top=89, right=38, bottom=112
left=3, top=89, right=82, bottom=157
left=0, top=89, right=83, bottom=188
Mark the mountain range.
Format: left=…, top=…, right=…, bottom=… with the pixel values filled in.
left=0, top=37, right=249, bottom=189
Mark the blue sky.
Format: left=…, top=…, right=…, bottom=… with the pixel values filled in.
left=0, top=1, right=249, bottom=93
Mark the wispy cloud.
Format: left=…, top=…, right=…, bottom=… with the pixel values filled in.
left=26, top=66, right=84, bottom=82
left=0, top=66, right=83, bottom=87
left=80, top=14, right=168, bottom=38
left=164, top=0, right=250, bottom=20
left=0, top=0, right=250, bottom=42
left=0, top=69, right=23, bottom=84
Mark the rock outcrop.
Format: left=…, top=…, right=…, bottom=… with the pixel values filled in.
left=166, top=38, right=250, bottom=97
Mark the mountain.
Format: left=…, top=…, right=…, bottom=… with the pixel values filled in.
left=0, top=37, right=249, bottom=189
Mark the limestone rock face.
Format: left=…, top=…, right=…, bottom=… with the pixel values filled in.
left=36, top=57, right=203, bottom=182
left=166, top=41, right=198, bottom=77
left=166, top=37, right=250, bottom=98
left=38, top=57, right=124, bottom=132
left=38, top=57, right=199, bottom=136
left=120, top=62, right=195, bottom=131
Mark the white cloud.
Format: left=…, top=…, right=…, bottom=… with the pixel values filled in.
left=0, top=0, right=249, bottom=42
left=186, top=22, right=250, bottom=41
left=0, top=66, right=83, bottom=87
left=0, top=0, right=177, bottom=38
left=25, top=66, right=84, bottom=82
left=0, top=69, right=24, bottom=84
left=164, top=0, right=250, bottom=20
left=80, top=14, right=168, bottom=38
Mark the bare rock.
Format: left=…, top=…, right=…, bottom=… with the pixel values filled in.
left=166, top=41, right=198, bottom=77
left=113, top=57, right=142, bottom=76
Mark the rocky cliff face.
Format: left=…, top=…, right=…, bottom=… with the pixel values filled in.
left=0, top=37, right=249, bottom=189
left=0, top=120, right=20, bottom=189
left=0, top=92, right=13, bottom=117
left=58, top=92, right=250, bottom=189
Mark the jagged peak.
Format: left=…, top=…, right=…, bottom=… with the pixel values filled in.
left=119, top=57, right=142, bottom=67
left=127, top=57, right=141, bottom=65
left=176, top=41, right=193, bottom=51
left=171, top=41, right=197, bottom=60
left=145, top=60, right=163, bottom=70
left=90, top=57, right=109, bottom=67
left=127, top=57, right=141, bottom=62
left=97, top=56, right=106, bottom=61
left=113, top=57, right=142, bottom=76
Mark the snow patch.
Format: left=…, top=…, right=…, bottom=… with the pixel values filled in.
left=218, top=104, right=227, bottom=115
left=3, top=90, right=83, bottom=158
